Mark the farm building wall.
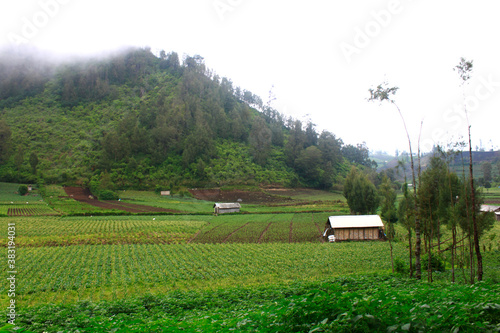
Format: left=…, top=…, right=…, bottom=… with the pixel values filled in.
left=213, top=203, right=241, bottom=214
left=215, top=207, right=240, bottom=214
left=335, top=227, right=380, bottom=241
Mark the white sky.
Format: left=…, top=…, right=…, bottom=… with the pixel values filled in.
left=1, top=0, right=499, bottom=154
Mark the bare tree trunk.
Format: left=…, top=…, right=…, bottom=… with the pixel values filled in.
left=452, top=226, right=456, bottom=283
left=469, top=233, right=474, bottom=284
left=468, top=127, right=482, bottom=281
left=461, top=231, right=467, bottom=284
left=393, top=102, right=421, bottom=279
left=429, top=202, right=434, bottom=283
left=408, top=227, right=413, bottom=278
left=389, top=239, right=394, bottom=273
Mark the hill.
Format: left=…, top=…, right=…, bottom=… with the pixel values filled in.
left=0, top=47, right=378, bottom=193
left=378, top=149, right=500, bottom=183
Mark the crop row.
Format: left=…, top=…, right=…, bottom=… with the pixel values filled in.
left=192, top=213, right=330, bottom=243
left=0, top=204, right=59, bottom=216
left=0, top=216, right=209, bottom=246
left=1, top=241, right=405, bottom=306
left=0, top=213, right=332, bottom=246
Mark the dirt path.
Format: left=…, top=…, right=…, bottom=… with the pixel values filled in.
left=222, top=222, right=250, bottom=243
left=289, top=214, right=295, bottom=243
left=258, top=222, right=273, bottom=244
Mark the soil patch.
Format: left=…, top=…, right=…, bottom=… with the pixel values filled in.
left=63, top=187, right=182, bottom=213
left=188, top=188, right=292, bottom=204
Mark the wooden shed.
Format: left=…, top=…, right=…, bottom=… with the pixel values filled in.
left=480, top=205, right=500, bottom=221
left=323, top=215, right=385, bottom=241
left=213, top=203, right=241, bottom=215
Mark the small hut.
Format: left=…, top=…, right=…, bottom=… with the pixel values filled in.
left=480, top=205, right=500, bottom=221
left=323, top=215, right=385, bottom=241
left=213, top=203, right=241, bottom=215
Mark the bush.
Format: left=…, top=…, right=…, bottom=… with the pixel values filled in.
left=394, top=258, right=408, bottom=274
left=98, top=190, right=119, bottom=200
left=18, top=184, right=28, bottom=196
left=422, top=253, right=445, bottom=272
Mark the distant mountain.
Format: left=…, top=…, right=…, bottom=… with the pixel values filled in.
left=378, top=149, right=500, bottom=182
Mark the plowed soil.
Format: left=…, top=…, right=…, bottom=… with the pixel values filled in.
left=63, top=187, right=182, bottom=213
left=188, top=188, right=293, bottom=204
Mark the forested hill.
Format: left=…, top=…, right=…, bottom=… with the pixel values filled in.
left=0, top=47, right=375, bottom=191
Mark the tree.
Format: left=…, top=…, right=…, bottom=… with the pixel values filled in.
left=284, top=120, right=305, bottom=167
left=455, top=180, right=494, bottom=283
left=249, top=117, right=272, bottom=166
left=343, top=167, right=379, bottom=215
left=295, top=146, right=323, bottom=185
left=0, top=119, right=12, bottom=163
left=18, top=184, right=28, bottom=196
left=481, top=162, right=492, bottom=183
left=368, top=82, right=422, bottom=280
left=14, top=146, right=24, bottom=171
left=418, top=155, right=447, bottom=282
left=380, top=175, right=398, bottom=224
left=29, top=152, right=39, bottom=175
left=342, top=142, right=376, bottom=168
left=304, top=120, right=318, bottom=147
left=379, top=175, right=397, bottom=273
left=455, top=57, right=483, bottom=281
left=318, top=130, right=342, bottom=167
left=182, top=124, right=215, bottom=167
left=398, top=183, right=415, bottom=278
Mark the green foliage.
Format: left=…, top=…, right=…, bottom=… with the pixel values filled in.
left=0, top=119, right=12, bottom=163
left=344, top=166, right=379, bottom=214
left=14, top=275, right=500, bottom=333
left=379, top=175, right=397, bottom=225
left=98, top=189, right=119, bottom=200
left=18, top=184, right=28, bottom=196
left=394, top=258, right=409, bottom=274
left=422, top=253, right=446, bottom=272
left=0, top=47, right=371, bottom=189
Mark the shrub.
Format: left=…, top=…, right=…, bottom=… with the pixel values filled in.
left=98, top=190, right=119, bottom=201
left=394, top=258, right=408, bottom=274
left=18, top=184, right=28, bottom=196
left=422, top=253, right=445, bottom=272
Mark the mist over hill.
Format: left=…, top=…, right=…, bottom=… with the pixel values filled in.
left=375, top=149, right=500, bottom=186
left=0, top=46, right=381, bottom=191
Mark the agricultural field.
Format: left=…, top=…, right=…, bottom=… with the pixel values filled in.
left=483, top=186, right=500, bottom=205
left=119, top=190, right=214, bottom=213
left=191, top=212, right=331, bottom=244
left=0, top=183, right=59, bottom=217
left=0, top=183, right=40, bottom=203
left=13, top=275, right=500, bottom=333
left=4, top=240, right=407, bottom=307
left=0, top=203, right=59, bottom=217
left=1, top=184, right=500, bottom=332
left=41, top=185, right=129, bottom=215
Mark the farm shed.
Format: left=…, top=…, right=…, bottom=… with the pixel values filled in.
left=323, top=215, right=385, bottom=241
left=213, top=203, right=241, bottom=214
left=480, top=205, right=500, bottom=221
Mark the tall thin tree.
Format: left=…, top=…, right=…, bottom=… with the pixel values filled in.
left=368, top=83, right=422, bottom=279
left=454, top=58, right=483, bottom=281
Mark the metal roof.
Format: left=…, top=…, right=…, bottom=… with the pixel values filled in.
left=327, top=215, right=384, bottom=229
left=480, top=205, right=500, bottom=212
left=213, top=203, right=241, bottom=209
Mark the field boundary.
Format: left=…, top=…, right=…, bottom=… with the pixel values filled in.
left=258, top=222, right=273, bottom=244
left=223, top=222, right=250, bottom=243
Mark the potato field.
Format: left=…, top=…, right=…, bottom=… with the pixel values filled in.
left=1, top=186, right=499, bottom=332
